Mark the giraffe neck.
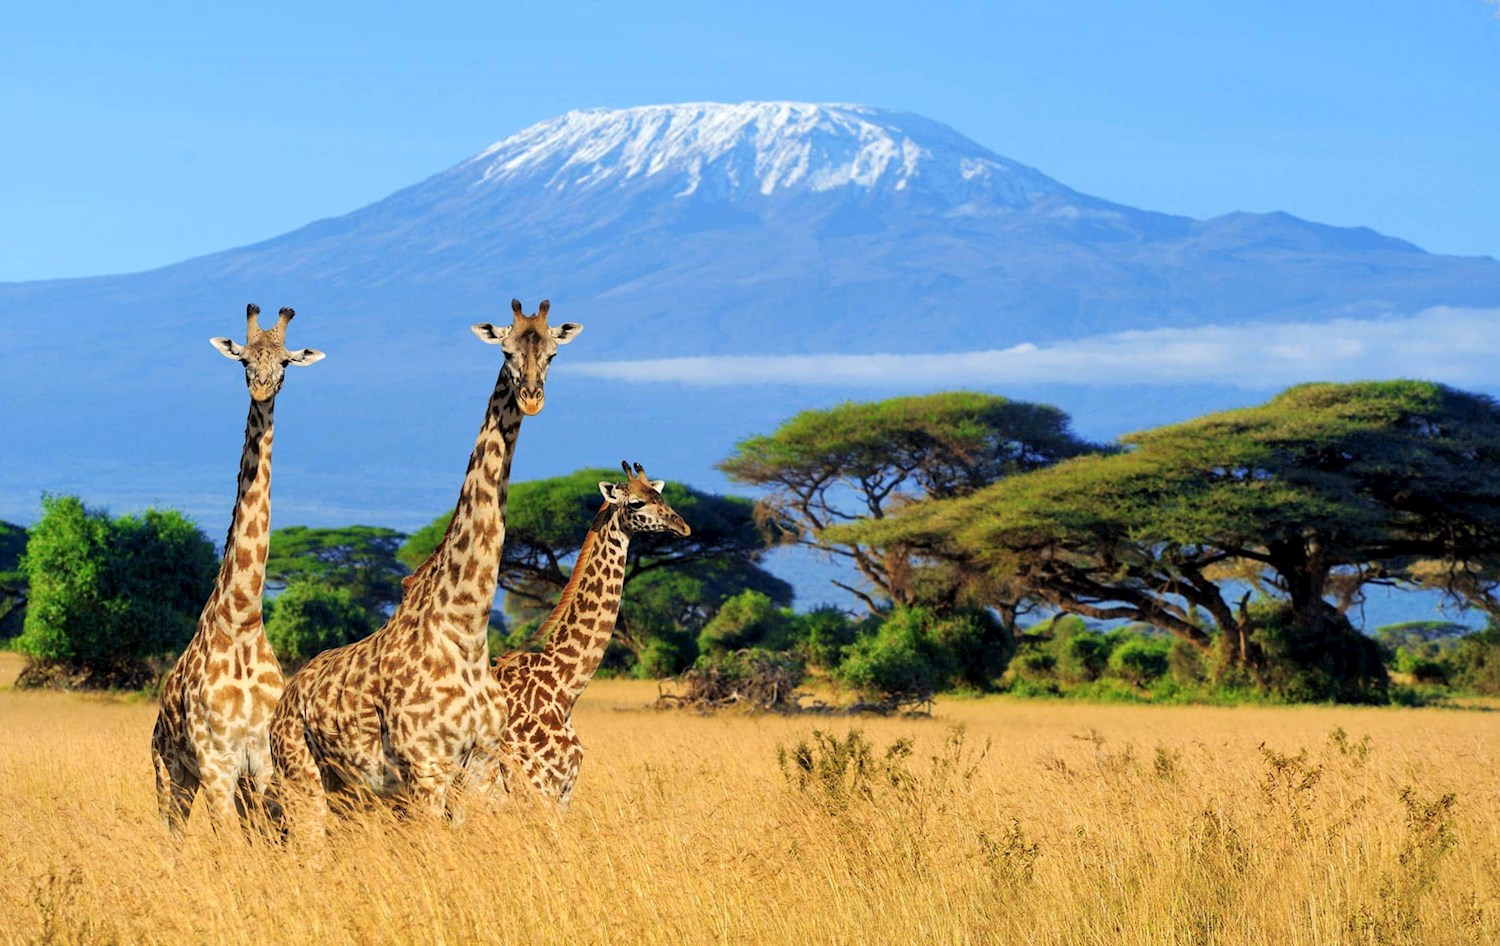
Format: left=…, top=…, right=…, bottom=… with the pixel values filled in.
left=212, top=397, right=274, bottom=637
left=412, top=368, right=521, bottom=641
left=539, top=503, right=630, bottom=706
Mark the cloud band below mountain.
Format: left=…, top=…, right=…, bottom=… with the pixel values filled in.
left=568, top=308, right=1500, bottom=389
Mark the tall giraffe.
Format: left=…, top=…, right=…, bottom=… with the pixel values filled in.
left=270, top=298, right=581, bottom=834
left=476, top=462, right=689, bottom=807
left=151, top=304, right=325, bottom=837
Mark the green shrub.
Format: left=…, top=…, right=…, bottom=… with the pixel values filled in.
left=1108, top=637, right=1171, bottom=686
left=833, top=606, right=957, bottom=703
left=15, top=497, right=215, bottom=686
left=1245, top=600, right=1388, bottom=704
left=634, top=632, right=697, bottom=678
left=789, top=606, right=861, bottom=670
left=1449, top=627, right=1500, bottom=696
left=697, top=590, right=795, bottom=656
left=1168, top=637, right=1208, bottom=685
left=1404, top=657, right=1451, bottom=686
left=1056, top=633, right=1110, bottom=684
left=264, top=581, right=375, bottom=665
left=1009, top=648, right=1057, bottom=683
left=928, top=608, right=1011, bottom=690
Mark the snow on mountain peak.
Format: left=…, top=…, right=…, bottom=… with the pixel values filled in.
left=461, top=102, right=1065, bottom=206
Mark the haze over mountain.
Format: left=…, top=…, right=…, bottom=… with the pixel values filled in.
left=4, top=101, right=1499, bottom=619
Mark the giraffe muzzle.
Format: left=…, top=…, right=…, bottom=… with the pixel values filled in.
left=517, top=389, right=545, bottom=415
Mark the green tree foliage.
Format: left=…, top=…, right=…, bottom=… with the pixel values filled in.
left=0, top=520, right=27, bottom=639
left=264, top=581, right=376, bottom=666
left=399, top=468, right=784, bottom=661
left=697, top=589, right=796, bottom=657
left=1372, top=620, right=1471, bottom=678
left=832, top=606, right=959, bottom=703
left=792, top=605, right=863, bottom=670
left=719, top=392, right=1104, bottom=613
left=1449, top=626, right=1500, bottom=695
left=835, top=382, right=1500, bottom=701
left=267, top=525, right=407, bottom=621
left=1107, top=637, right=1172, bottom=687
left=15, top=496, right=215, bottom=684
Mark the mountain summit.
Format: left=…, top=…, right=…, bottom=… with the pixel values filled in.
left=4, top=101, right=1499, bottom=533
left=458, top=102, right=1068, bottom=208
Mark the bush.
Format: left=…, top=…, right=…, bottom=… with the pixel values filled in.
left=789, top=606, right=861, bottom=670
left=1056, top=633, right=1110, bottom=684
left=833, top=606, right=957, bottom=704
left=1108, top=637, right=1171, bottom=686
left=15, top=497, right=215, bottom=686
left=1168, top=638, right=1208, bottom=685
left=1449, top=627, right=1500, bottom=696
left=1404, top=657, right=1451, bottom=686
left=1245, top=601, right=1388, bottom=704
left=1008, top=648, right=1057, bottom=684
left=928, top=608, right=1011, bottom=690
left=264, top=581, right=375, bottom=665
left=634, top=632, right=697, bottom=679
left=656, top=647, right=805, bottom=710
left=697, top=590, right=795, bottom=657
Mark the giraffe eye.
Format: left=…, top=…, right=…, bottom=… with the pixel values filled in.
left=628, top=499, right=646, bottom=509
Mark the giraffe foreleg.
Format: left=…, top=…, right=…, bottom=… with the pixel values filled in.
left=196, top=752, right=243, bottom=837
left=405, top=759, right=457, bottom=820
left=151, top=718, right=197, bottom=838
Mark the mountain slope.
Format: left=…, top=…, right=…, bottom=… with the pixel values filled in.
left=3, top=101, right=1498, bottom=547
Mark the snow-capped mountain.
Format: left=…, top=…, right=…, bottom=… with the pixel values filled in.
left=462, top=103, right=1066, bottom=206
left=3, top=101, right=1499, bottom=569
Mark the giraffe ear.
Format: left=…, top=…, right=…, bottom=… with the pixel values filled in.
left=286, top=348, right=325, bottom=366
left=598, top=482, right=622, bottom=503
left=648, top=480, right=665, bottom=493
left=210, top=337, right=244, bottom=360
left=550, top=322, right=584, bottom=345
left=472, top=323, right=512, bottom=345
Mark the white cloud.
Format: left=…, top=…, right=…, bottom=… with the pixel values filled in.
left=568, top=307, right=1500, bottom=389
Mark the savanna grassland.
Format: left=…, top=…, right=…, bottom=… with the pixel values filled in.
left=1, top=650, right=1496, bottom=946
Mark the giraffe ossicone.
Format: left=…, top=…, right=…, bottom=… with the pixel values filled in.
left=270, top=297, right=580, bottom=838
left=151, top=303, right=324, bottom=838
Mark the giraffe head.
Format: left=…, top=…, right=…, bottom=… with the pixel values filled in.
left=471, top=298, right=583, bottom=416
left=598, top=461, right=692, bottom=537
left=210, top=304, right=325, bottom=402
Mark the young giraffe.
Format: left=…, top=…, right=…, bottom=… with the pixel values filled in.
left=475, top=462, right=690, bottom=807
left=151, top=304, right=325, bottom=837
left=270, top=299, right=581, bottom=835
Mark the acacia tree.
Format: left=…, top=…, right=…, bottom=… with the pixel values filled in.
left=266, top=525, right=408, bottom=623
left=718, top=392, right=1103, bottom=612
left=398, top=468, right=785, bottom=658
left=834, top=382, right=1500, bottom=700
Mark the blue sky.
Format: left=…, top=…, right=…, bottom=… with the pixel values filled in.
left=3, top=0, right=1498, bottom=282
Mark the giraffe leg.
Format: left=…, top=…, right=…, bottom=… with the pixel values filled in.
left=197, top=753, right=243, bottom=837
left=152, top=720, right=197, bottom=838
left=270, top=707, right=328, bottom=844
left=236, top=751, right=280, bottom=840
left=556, top=733, right=584, bottom=810
left=406, top=760, right=455, bottom=820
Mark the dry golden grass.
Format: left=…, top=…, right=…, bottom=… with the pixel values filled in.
left=1, top=648, right=1497, bottom=945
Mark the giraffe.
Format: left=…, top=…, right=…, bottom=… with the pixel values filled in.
left=270, top=298, right=581, bottom=836
left=151, top=304, right=325, bottom=837
left=474, top=461, right=690, bottom=807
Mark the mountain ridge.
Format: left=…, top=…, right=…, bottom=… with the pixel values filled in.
left=3, top=101, right=1498, bottom=555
